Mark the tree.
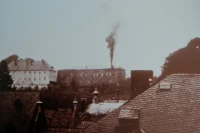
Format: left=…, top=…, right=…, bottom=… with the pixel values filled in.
left=0, top=60, right=13, bottom=90
left=159, top=37, right=200, bottom=81
left=4, top=54, right=19, bottom=64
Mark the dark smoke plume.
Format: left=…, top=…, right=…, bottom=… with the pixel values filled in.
left=106, top=24, right=119, bottom=69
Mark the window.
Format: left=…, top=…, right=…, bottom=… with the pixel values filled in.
left=44, top=77, right=46, bottom=80
left=34, top=71, right=36, bottom=74
left=85, top=73, right=87, bottom=76
left=39, top=71, right=41, bottom=74
left=44, top=71, right=46, bottom=74
left=29, top=78, right=31, bottom=81
left=29, top=71, right=31, bottom=74
left=34, top=78, right=36, bottom=81
left=106, top=73, right=109, bottom=76
left=24, top=78, right=26, bottom=80
left=39, top=78, right=41, bottom=80
left=24, top=71, right=26, bottom=74
left=80, top=73, right=83, bottom=77
left=159, top=82, right=171, bottom=90
left=101, top=73, right=103, bottom=76
left=94, top=73, right=95, bottom=77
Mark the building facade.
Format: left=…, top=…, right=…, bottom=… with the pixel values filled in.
left=8, top=59, right=57, bottom=89
left=58, top=68, right=126, bottom=87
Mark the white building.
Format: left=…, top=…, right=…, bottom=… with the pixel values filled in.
left=8, top=59, right=57, bottom=89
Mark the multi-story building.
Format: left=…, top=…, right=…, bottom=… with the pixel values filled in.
left=58, top=68, right=126, bottom=87
left=8, top=59, right=57, bottom=89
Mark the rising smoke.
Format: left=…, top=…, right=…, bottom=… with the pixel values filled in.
left=106, top=24, right=119, bottom=69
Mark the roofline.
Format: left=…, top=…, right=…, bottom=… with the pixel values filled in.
left=10, top=70, right=56, bottom=71
left=59, top=68, right=125, bottom=71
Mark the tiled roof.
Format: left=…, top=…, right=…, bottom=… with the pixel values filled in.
left=83, top=74, right=200, bottom=133
left=44, top=109, right=81, bottom=133
left=8, top=60, right=54, bottom=71
left=59, top=68, right=124, bottom=71
left=45, top=110, right=72, bottom=128
left=118, top=108, right=139, bottom=119
left=0, top=92, right=40, bottom=133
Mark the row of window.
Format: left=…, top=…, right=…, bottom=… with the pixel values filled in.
left=75, top=72, right=114, bottom=77
left=18, top=77, right=47, bottom=81
left=14, top=84, right=47, bottom=86
left=11, top=71, right=47, bottom=75
left=79, top=80, right=112, bottom=84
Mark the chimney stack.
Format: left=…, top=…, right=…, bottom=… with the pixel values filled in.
left=92, top=88, right=99, bottom=104
left=73, top=97, right=78, bottom=111
left=130, top=70, right=153, bottom=100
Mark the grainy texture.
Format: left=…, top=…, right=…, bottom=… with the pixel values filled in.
left=83, top=74, right=200, bottom=133
left=0, top=92, right=39, bottom=133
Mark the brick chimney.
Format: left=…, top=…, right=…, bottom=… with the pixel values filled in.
left=131, top=70, right=153, bottom=99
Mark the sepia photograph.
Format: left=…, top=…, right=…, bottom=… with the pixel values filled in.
left=0, top=0, right=200, bottom=133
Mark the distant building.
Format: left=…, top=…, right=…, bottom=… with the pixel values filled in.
left=57, top=68, right=126, bottom=87
left=8, top=59, right=57, bottom=89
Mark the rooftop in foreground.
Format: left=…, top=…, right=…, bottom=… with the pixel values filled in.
left=83, top=74, right=200, bottom=133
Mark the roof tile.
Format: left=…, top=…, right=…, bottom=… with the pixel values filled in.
left=83, top=74, right=200, bottom=133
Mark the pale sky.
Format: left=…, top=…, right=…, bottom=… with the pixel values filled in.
left=0, top=0, right=200, bottom=77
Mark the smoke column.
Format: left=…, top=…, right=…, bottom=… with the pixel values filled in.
left=106, top=24, right=119, bottom=69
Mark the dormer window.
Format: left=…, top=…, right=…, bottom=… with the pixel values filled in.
left=159, top=82, right=171, bottom=90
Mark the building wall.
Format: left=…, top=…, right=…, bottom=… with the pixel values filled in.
left=58, top=68, right=126, bottom=87
left=49, top=70, right=57, bottom=82
left=10, top=70, right=57, bottom=89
